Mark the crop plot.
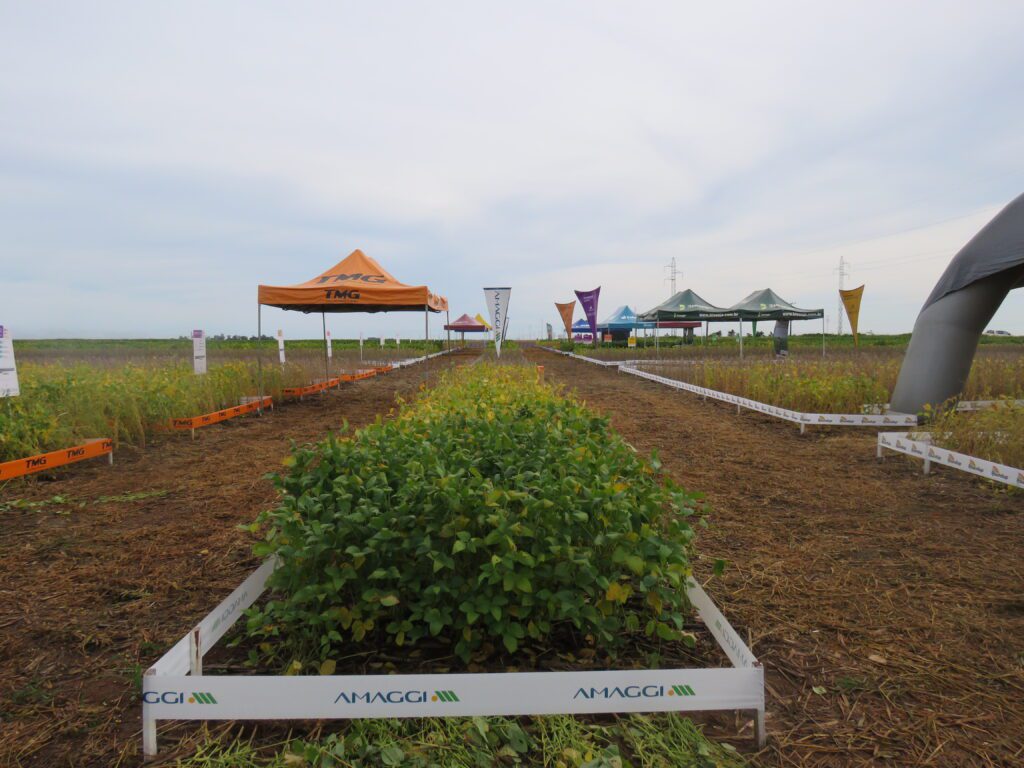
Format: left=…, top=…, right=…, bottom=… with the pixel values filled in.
left=143, top=363, right=763, bottom=757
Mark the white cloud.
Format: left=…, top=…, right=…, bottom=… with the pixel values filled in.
left=1, top=1, right=1023, bottom=337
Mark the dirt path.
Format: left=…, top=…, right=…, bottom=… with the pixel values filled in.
left=0, top=351, right=476, bottom=768
left=528, top=348, right=1024, bottom=768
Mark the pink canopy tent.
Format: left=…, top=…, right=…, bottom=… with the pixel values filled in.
left=444, top=313, right=488, bottom=345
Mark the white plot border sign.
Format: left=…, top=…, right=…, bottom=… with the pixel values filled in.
left=192, top=330, right=207, bottom=375
left=877, top=431, right=1024, bottom=488
left=537, top=347, right=621, bottom=367
left=391, top=349, right=451, bottom=369
left=0, top=324, right=19, bottom=397
left=142, top=559, right=764, bottom=758
left=619, top=364, right=917, bottom=433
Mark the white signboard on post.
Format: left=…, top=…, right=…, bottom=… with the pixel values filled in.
left=277, top=329, right=286, bottom=365
left=192, top=329, right=207, bottom=374
left=0, top=325, right=19, bottom=397
left=484, top=287, right=511, bottom=357
left=326, top=330, right=332, bottom=360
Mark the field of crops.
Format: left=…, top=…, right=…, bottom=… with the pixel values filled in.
left=164, top=361, right=746, bottom=765
left=13, top=337, right=443, bottom=367
left=246, top=363, right=702, bottom=669
left=174, top=713, right=745, bottom=767
left=637, top=347, right=1024, bottom=414
left=0, top=339, right=445, bottom=462
left=547, top=332, right=1023, bottom=361
left=923, top=400, right=1024, bottom=468
left=4, top=342, right=1024, bottom=766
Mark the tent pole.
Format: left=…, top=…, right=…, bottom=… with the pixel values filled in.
left=257, top=303, right=264, bottom=415
left=322, top=312, right=329, bottom=386
left=739, top=319, right=744, bottom=359
left=655, top=319, right=660, bottom=359
left=445, top=310, right=451, bottom=354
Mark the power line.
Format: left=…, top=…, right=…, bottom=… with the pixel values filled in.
left=851, top=246, right=952, bottom=269
left=785, top=202, right=1002, bottom=261
left=804, top=247, right=953, bottom=279
left=855, top=251, right=954, bottom=272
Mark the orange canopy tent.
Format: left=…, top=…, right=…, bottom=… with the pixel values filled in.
left=256, top=249, right=450, bottom=398
left=258, top=249, right=447, bottom=314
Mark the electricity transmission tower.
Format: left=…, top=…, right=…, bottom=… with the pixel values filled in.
left=835, top=256, right=850, bottom=335
left=664, top=257, right=683, bottom=295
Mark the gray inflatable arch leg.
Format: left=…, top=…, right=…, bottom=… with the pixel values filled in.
left=890, top=265, right=1024, bottom=414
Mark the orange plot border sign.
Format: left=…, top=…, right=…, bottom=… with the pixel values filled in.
left=170, top=397, right=273, bottom=431
left=281, top=379, right=340, bottom=399
left=0, top=438, right=113, bottom=481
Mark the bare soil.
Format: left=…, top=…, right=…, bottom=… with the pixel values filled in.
left=530, top=348, right=1024, bottom=768
left=0, top=352, right=471, bottom=767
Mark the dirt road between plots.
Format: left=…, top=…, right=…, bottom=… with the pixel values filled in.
left=0, top=351, right=476, bottom=768
left=529, top=348, right=1024, bottom=768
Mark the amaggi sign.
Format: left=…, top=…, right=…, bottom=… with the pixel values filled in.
left=141, top=557, right=764, bottom=757
left=483, top=287, right=511, bottom=357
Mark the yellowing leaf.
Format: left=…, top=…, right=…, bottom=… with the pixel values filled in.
left=646, top=591, right=663, bottom=614
left=605, top=582, right=630, bottom=603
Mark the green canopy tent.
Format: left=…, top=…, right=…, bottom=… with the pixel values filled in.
left=724, top=289, right=825, bottom=357
left=638, top=289, right=735, bottom=321
left=638, top=289, right=736, bottom=352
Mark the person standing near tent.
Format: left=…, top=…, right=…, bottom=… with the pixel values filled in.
left=773, top=320, right=790, bottom=357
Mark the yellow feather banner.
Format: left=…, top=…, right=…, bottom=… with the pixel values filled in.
left=839, top=285, right=865, bottom=346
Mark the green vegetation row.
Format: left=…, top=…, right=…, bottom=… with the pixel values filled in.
left=1, top=337, right=450, bottom=462
left=544, top=332, right=1024, bottom=359
left=175, top=713, right=745, bottom=767
left=926, top=401, right=1024, bottom=469
left=646, top=349, right=1024, bottom=414
left=245, top=363, right=702, bottom=669
left=15, top=337, right=445, bottom=354
left=0, top=362, right=309, bottom=462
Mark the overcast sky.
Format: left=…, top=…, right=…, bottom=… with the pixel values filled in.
left=2, top=2, right=1023, bottom=339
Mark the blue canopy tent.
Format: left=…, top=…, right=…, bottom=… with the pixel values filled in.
left=571, top=318, right=594, bottom=340
left=596, top=305, right=651, bottom=341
